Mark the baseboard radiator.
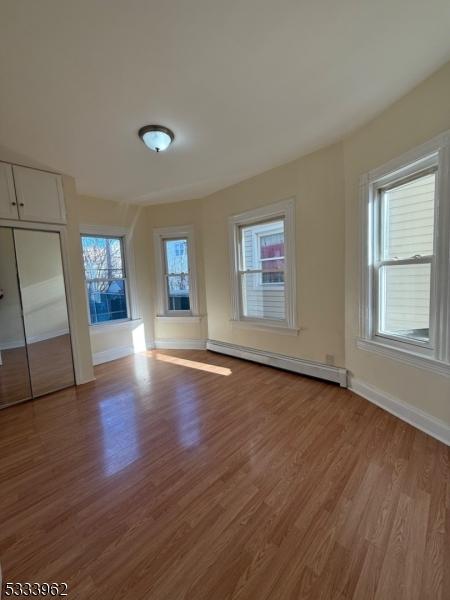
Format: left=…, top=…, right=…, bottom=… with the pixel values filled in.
left=206, top=339, right=347, bottom=387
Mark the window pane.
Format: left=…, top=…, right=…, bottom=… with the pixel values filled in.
left=164, top=238, right=189, bottom=274
left=241, top=272, right=285, bottom=320
left=167, top=274, right=190, bottom=311
left=241, top=220, right=284, bottom=271
left=81, top=236, right=125, bottom=279
left=381, top=172, right=435, bottom=260
left=260, top=232, right=284, bottom=259
left=261, top=258, right=285, bottom=284
left=87, top=279, right=128, bottom=324
left=379, top=263, right=431, bottom=342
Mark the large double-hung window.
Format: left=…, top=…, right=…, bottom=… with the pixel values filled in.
left=153, top=226, right=199, bottom=318
left=229, top=199, right=297, bottom=332
left=81, top=234, right=129, bottom=324
left=360, top=132, right=450, bottom=372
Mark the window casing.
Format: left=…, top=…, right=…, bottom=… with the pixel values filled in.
left=229, top=199, right=297, bottom=331
left=360, top=132, right=450, bottom=372
left=81, top=234, right=129, bottom=324
left=153, top=226, right=199, bottom=317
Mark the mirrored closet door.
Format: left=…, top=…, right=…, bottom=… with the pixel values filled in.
left=0, top=227, right=75, bottom=408
left=0, top=227, right=32, bottom=407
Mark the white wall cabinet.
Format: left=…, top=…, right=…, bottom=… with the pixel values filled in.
left=12, top=166, right=66, bottom=224
left=0, top=163, right=18, bottom=219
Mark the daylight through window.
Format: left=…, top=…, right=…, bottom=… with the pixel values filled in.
left=81, top=235, right=128, bottom=324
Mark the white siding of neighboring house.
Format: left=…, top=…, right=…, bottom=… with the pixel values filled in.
left=381, top=173, right=435, bottom=335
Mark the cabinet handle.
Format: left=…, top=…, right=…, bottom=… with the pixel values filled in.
left=11, top=201, right=16, bottom=206
left=19, top=203, right=24, bottom=207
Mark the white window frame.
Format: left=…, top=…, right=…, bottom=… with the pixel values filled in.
left=80, top=225, right=140, bottom=328
left=229, top=198, right=298, bottom=333
left=153, top=225, right=199, bottom=319
left=359, top=131, right=450, bottom=377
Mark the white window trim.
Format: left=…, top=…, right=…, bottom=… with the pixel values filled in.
left=228, top=198, right=298, bottom=332
left=80, top=224, right=140, bottom=328
left=359, top=131, right=450, bottom=376
left=153, top=225, right=199, bottom=318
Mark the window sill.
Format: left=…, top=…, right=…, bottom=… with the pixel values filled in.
left=230, top=319, right=299, bottom=336
left=89, top=318, right=143, bottom=334
left=155, top=315, right=203, bottom=324
left=357, top=338, right=450, bottom=378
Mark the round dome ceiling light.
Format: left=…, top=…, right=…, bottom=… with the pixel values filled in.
left=138, top=125, right=174, bottom=152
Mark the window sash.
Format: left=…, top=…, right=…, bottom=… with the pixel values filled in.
left=81, top=234, right=130, bottom=324
left=163, top=237, right=190, bottom=276
left=229, top=199, right=296, bottom=330
left=378, top=168, right=437, bottom=263
left=84, top=279, right=129, bottom=324
left=374, top=258, right=433, bottom=346
left=162, top=237, right=192, bottom=313
left=237, top=273, right=286, bottom=322
left=372, top=169, right=437, bottom=350
left=238, top=218, right=287, bottom=321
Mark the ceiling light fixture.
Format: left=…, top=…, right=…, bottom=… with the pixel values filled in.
left=138, top=125, right=174, bottom=152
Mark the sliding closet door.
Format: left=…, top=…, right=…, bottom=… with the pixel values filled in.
left=0, top=227, right=32, bottom=407
left=13, top=229, right=75, bottom=397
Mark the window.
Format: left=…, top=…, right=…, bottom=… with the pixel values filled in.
left=153, top=226, right=199, bottom=317
left=229, top=199, right=297, bottom=331
left=163, top=238, right=190, bottom=311
left=81, top=235, right=129, bottom=324
left=360, top=132, right=450, bottom=371
left=377, top=171, right=435, bottom=343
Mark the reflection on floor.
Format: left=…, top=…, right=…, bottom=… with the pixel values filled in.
left=0, top=334, right=74, bottom=408
left=0, top=349, right=448, bottom=599
left=27, top=333, right=74, bottom=397
left=0, top=345, right=31, bottom=407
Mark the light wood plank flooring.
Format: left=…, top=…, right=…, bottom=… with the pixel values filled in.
left=0, top=350, right=448, bottom=599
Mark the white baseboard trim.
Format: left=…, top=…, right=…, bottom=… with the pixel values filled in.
left=92, top=345, right=135, bottom=366
left=153, top=338, right=207, bottom=350
left=206, top=339, right=347, bottom=386
left=349, top=378, right=450, bottom=446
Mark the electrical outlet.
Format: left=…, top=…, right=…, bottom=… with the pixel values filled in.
left=325, top=354, right=335, bottom=365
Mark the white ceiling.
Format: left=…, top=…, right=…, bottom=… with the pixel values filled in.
left=1, top=1, right=450, bottom=204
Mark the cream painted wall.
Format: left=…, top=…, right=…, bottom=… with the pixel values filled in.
left=75, top=195, right=153, bottom=358
left=201, top=142, right=346, bottom=366
left=343, top=61, right=450, bottom=425
left=145, top=198, right=207, bottom=343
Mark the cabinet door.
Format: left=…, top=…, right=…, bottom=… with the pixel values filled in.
left=13, top=166, right=66, bottom=224
left=0, top=163, right=19, bottom=219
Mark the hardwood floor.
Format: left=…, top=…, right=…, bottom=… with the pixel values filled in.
left=0, top=350, right=448, bottom=599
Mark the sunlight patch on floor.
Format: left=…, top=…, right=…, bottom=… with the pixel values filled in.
left=154, top=352, right=232, bottom=376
